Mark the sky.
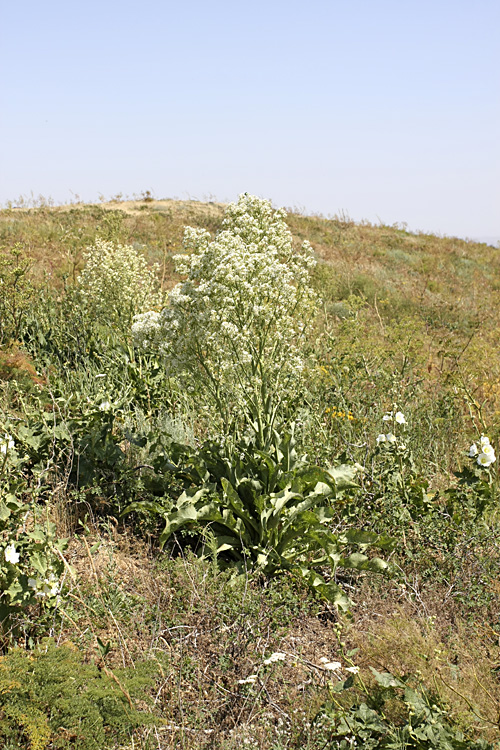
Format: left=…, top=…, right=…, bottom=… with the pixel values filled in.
left=1, top=0, right=499, bottom=241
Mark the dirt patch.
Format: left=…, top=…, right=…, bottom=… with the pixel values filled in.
left=51, top=198, right=227, bottom=220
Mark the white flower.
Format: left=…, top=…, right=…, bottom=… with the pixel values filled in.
left=238, top=674, right=258, bottom=685
left=77, top=238, right=163, bottom=329
left=469, top=443, right=478, bottom=457
left=132, top=194, right=318, bottom=427
left=319, top=659, right=342, bottom=671
left=99, top=401, right=111, bottom=411
left=477, top=451, right=496, bottom=467
left=132, top=310, right=162, bottom=349
left=481, top=442, right=495, bottom=456
left=345, top=666, right=360, bottom=674
left=386, top=433, right=397, bottom=443
left=263, top=652, right=287, bottom=665
left=382, top=413, right=392, bottom=422
left=480, top=435, right=491, bottom=448
left=376, top=434, right=386, bottom=444
left=4, top=543, right=20, bottom=564
left=41, top=581, right=60, bottom=597
left=395, top=412, right=406, bottom=425
left=0, top=434, right=14, bottom=454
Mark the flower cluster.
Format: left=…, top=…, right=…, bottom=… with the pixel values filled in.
left=263, top=651, right=287, bottom=665
left=0, top=433, right=14, bottom=455
left=376, top=410, right=407, bottom=448
left=28, top=571, right=61, bottom=599
left=382, top=411, right=406, bottom=425
left=78, top=238, right=163, bottom=330
left=325, top=407, right=355, bottom=421
left=469, top=435, right=496, bottom=467
left=132, top=194, right=318, bottom=427
left=131, top=310, right=162, bottom=349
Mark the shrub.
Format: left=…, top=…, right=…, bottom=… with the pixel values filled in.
left=0, top=640, right=158, bottom=749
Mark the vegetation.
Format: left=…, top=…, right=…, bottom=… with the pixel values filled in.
left=0, top=192, right=499, bottom=748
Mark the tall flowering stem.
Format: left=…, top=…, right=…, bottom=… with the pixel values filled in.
left=133, top=194, right=318, bottom=444
left=78, top=238, right=163, bottom=333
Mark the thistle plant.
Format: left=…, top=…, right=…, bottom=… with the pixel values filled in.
left=132, top=193, right=318, bottom=443
left=77, top=238, right=163, bottom=333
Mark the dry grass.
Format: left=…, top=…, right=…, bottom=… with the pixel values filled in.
left=46, top=524, right=500, bottom=748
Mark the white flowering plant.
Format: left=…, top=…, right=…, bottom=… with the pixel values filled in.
left=444, top=434, right=498, bottom=519
left=78, top=238, right=163, bottom=333
left=132, top=193, right=318, bottom=443
left=0, top=429, right=67, bottom=638
left=372, top=409, right=435, bottom=520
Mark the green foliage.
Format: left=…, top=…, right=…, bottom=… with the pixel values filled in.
left=0, top=434, right=66, bottom=640
left=313, top=667, right=493, bottom=749
left=24, top=284, right=99, bottom=369
left=16, top=400, right=126, bottom=493
left=0, top=640, right=158, bottom=749
left=0, top=244, right=35, bottom=344
left=125, top=428, right=391, bottom=609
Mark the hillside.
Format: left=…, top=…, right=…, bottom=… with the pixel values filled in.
left=0, top=196, right=499, bottom=749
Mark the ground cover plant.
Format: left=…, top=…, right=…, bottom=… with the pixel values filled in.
left=0, top=192, right=499, bottom=748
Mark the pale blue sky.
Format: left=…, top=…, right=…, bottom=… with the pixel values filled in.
left=1, top=0, right=498, bottom=239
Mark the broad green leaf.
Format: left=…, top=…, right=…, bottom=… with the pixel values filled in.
left=221, top=478, right=259, bottom=533
left=329, top=676, right=352, bottom=693
left=369, top=667, right=405, bottom=688
left=215, top=543, right=234, bottom=553
left=270, top=487, right=301, bottom=515
left=342, top=552, right=387, bottom=572
left=5, top=577, right=24, bottom=603
left=30, top=551, right=49, bottom=575
left=344, top=528, right=394, bottom=550
left=300, top=568, right=351, bottom=610
left=0, top=502, right=11, bottom=521
left=326, top=464, right=359, bottom=489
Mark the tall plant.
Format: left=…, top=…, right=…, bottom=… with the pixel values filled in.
left=132, top=194, right=318, bottom=442
left=78, top=238, right=163, bottom=334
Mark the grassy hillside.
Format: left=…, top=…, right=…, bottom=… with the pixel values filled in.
left=0, top=196, right=499, bottom=749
